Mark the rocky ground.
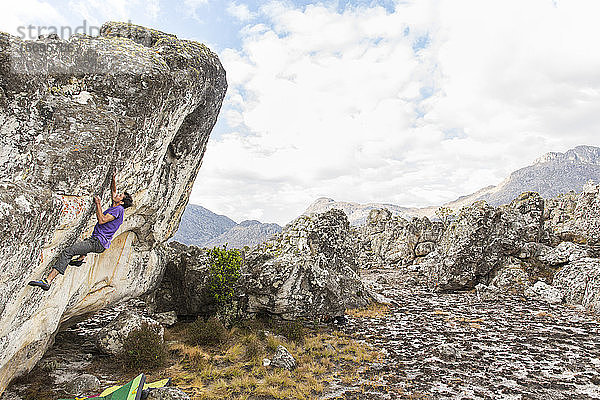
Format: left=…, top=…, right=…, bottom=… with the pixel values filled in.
left=4, top=267, right=600, bottom=400
left=340, top=267, right=600, bottom=399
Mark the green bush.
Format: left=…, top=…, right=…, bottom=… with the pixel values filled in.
left=120, top=322, right=167, bottom=370
left=187, top=316, right=229, bottom=346
left=276, top=320, right=305, bottom=343
left=208, top=246, right=242, bottom=308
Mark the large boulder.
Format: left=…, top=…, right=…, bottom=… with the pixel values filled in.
left=552, top=258, right=600, bottom=314
left=95, top=310, right=164, bottom=355
left=546, top=182, right=600, bottom=246
left=357, top=209, right=444, bottom=268
left=146, top=242, right=215, bottom=316
left=422, top=192, right=546, bottom=291
left=0, top=22, right=226, bottom=395
left=243, top=209, right=374, bottom=320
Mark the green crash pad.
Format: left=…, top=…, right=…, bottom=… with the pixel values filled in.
left=60, top=373, right=146, bottom=400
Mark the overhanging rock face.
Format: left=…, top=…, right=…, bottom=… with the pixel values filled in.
left=0, top=22, right=226, bottom=395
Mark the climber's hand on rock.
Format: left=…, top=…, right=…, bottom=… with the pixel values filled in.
left=94, top=195, right=101, bottom=205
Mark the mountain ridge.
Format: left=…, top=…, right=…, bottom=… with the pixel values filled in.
left=302, top=145, right=600, bottom=225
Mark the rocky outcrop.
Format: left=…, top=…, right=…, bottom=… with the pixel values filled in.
left=243, top=209, right=374, bottom=320
left=357, top=209, right=444, bottom=268
left=419, top=183, right=600, bottom=315
left=0, top=22, right=226, bottom=395
left=545, top=181, right=600, bottom=246
left=553, top=258, right=600, bottom=314
left=146, top=242, right=216, bottom=317
left=422, top=192, right=547, bottom=291
left=95, top=311, right=164, bottom=355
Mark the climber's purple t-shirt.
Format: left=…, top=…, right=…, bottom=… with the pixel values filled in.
left=92, top=205, right=124, bottom=249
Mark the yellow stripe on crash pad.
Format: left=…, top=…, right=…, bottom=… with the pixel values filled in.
left=143, top=378, right=171, bottom=390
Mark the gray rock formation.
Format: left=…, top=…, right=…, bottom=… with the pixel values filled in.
left=418, top=183, right=600, bottom=315
left=0, top=22, right=226, bottom=395
left=170, top=204, right=236, bottom=246
left=204, top=219, right=282, bottom=249
left=147, top=242, right=215, bottom=316
left=243, top=209, right=374, bottom=320
left=95, top=310, right=164, bottom=355
left=151, top=210, right=374, bottom=321
left=421, top=192, right=547, bottom=291
left=67, top=374, right=100, bottom=396
left=545, top=181, right=600, bottom=246
left=553, top=258, right=600, bottom=314
left=524, top=281, right=563, bottom=304
left=357, top=209, right=444, bottom=268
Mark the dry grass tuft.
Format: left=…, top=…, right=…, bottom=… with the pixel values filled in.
left=347, top=303, right=390, bottom=319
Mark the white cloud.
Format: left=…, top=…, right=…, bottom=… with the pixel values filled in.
left=193, top=0, right=600, bottom=224
left=68, top=0, right=160, bottom=27
left=0, top=0, right=66, bottom=37
left=183, top=0, right=209, bottom=21
left=227, top=2, right=255, bottom=22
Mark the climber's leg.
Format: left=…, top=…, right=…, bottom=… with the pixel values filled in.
left=50, top=238, right=100, bottom=278
left=29, top=238, right=104, bottom=290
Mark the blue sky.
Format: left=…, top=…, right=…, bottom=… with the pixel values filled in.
left=3, top=0, right=600, bottom=224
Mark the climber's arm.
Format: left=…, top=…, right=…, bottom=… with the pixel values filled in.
left=111, top=173, right=117, bottom=197
left=94, top=196, right=116, bottom=224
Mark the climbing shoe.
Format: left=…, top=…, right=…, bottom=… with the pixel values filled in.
left=28, top=278, right=51, bottom=291
left=69, top=258, right=85, bottom=267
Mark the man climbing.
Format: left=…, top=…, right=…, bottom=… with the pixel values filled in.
left=28, top=173, right=133, bottom=291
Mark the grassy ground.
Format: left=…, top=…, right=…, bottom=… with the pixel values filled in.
left=9, top=308, right=388, bottom=400
left=157, top=318, right=381, bottom=400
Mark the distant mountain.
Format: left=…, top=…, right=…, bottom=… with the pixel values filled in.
left=204, top=220, right=283, bottom=249
left=170, top=204, right=236, bottom=246
left=172, top=205, right=282, bottom=249
left=443, top=145, right=600, bottom=209
left=303, top=145, right=600, bottom=224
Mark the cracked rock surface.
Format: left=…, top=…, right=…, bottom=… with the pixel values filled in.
left=341, top=268, right=600, bottom=399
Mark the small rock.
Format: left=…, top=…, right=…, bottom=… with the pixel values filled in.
left=271, top=345, right=296, bottom=370
left=433, top=343, right=464, bottom=360
left=262, top=358, right=271, bottom=367
left=67, top=374, right=100, bottom=395
left=153, top=311, right=178, bottom=327
left=476, top=283, right=499, bottom=302
left=146, top=387, right=191, bottom=400
left=376, top=275, right=388, bottom=285
left=525, top=281, right=563, bottom=304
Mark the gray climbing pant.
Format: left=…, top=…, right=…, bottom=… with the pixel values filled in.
left=53, top=236, right=105, bottom=275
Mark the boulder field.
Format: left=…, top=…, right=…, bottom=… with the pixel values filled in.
left=0, top=22, right=226, bottom=395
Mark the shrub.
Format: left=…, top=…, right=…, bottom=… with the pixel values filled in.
left=241, top=334, right=262, bottom=361
left=120, top=322, right=167, bottom=370
left=276, top=320, right=305, bottom=343
left=208, top=246, right=242, bottom=308
left=187, top=316, right=228, bottom=346
left=182, top=352, right=207, bottom=372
